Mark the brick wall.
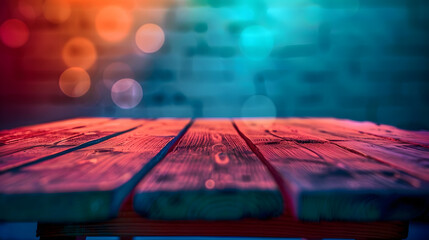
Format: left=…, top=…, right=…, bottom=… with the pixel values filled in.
left=0, top=0, right=428, bottom=130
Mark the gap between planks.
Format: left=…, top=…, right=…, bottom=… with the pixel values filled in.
left=132, top=119, right=283, bottom=220
left=232, top=120, right=293, bottom=215
left=0, top=119, right=144, bottom=174
left=0, top=119, right=193, bottom=222
left=2, top=117, right=428, bottom=223
left=233, top=118, right=429, bottom=221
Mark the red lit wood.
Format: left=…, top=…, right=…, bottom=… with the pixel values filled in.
left=0, top=119, right=190, bottom=222
left=0, top=117, right=427, bottom=239
left=133, top=119, right=283, bottom=220
left=316, top=118, right=429, bottom=147
left=285, top=118, right=429, bottom=182
left=0, top=117, right=110, bottom=137
left=234, top=118, right=429, bottom=221
left=0, top=117, right=110, bottom=154
left=0, top=118, right=141, bottom=172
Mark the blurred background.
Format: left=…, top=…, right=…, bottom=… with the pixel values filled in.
left=0, top=0, right=429, bottom=130
left=1, top=1, right=429, bottom=239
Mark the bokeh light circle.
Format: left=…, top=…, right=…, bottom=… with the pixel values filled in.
left=241, top=95, right=277, bottom=118
left=205, top=179, right=215, bottom=189
left=240, top=26, right=274, bottom=60
left=0, top=19, right=29, bottom=48
left=95, top=6, right=132, bottom=43
left=103, top=62, right=134, bottom=89
left=59, top=67, right=91, bottom=97
left=111, top=78, right=143, bottom=109
left=135, top=23, right=165, bottom=53
left=19, top=0, right=43, bottom=20
left=62, top=37, right=97, bottom=70
left=43, top=0, right=71, bottom=24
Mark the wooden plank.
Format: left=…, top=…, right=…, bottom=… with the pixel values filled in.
left=234, top=118, right=429, bottom=221
left=0, top=118, right=191, bottom=222
left=0, top=118, right=144, bottom=172
left=285, top=118, right=429, bottom=182
left=0, top=117, right=109, bottom=131
left=133, top=119, right=283, bottom=220
left=0, top=117, right=111, bottom=143
left=37, top=211, right=408, bottom=239
left=0, top=117, right=114, bottom=156
left=313, top=118, right=429, bottom=147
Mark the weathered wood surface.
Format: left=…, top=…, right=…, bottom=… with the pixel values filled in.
left=0, top=118, right=110, bottom=155
left=0, top=117, right=110, bottom=138
left=0, top=118, right=115, bottom=150
left=0, top=118, right=141, bottom=172
left=0, top=117, right=428, bottom=225
left=0, top=118, right=191, bottom=222
left=133, top=119, right=283, bottom=220
left=314, top=118, right=429, bottom=147
left=37, top=210, right=408, bottom=239
left=234, top=118, right=429, bottom=221
left=285, top=118, right=429, bottom=182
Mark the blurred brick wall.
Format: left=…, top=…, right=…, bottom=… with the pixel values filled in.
left=0, top=0, right=428, bottom=130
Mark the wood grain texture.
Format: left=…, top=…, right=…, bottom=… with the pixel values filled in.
left=0, top=118, right=137, bottom=172
left=0, top=118, right=111, bottom=150
left=37, top=210, right=408, bottom=239
left=234, top=118, right=429, bottom=221
left=133, top=119, right=283, bottom=220
left=315, top=118, right=429, bottom=148
left=285, top=118, right=429, bottom=182
left=0, top=117, right=110, bottom=137
left=0, top=118, right=191, bottom=222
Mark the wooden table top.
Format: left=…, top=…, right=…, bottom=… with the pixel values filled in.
left=0, top=117, right=428, bottom=223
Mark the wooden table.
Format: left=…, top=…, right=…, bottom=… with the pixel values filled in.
left=1, top=118, right=429, bottom=239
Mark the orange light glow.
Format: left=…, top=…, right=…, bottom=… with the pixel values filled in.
left=205, top=179, right=215, bottom=189
left=43, top=0, right=71, bottom=24
left=18, top=0, right=43, bottom=20
left=62, top=37, right=97, bottom=70
left=135, top=23, right=165, bottom=53
left=71, top=0, right=136, bottom=10
left=95, top=6, right=132, bottom=43
left=59, top=67, right=91, bottom=97
left=0, top=19, right=29, bottom=48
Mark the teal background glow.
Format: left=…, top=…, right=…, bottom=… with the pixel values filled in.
left=1, top=0, right=428, bottom=131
